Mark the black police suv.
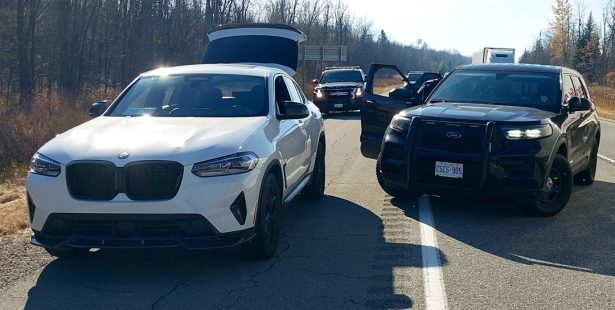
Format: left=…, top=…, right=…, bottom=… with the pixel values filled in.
left=312, top=66, right=365, bottom=113
left=361, top=63, right=600, bottom=216
left=406, top=71, right=443, bottom=90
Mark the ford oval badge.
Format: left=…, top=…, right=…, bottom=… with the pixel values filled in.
left=118, top=152, right=130, bottom=159
left=446, top=131, right=462, bottom=139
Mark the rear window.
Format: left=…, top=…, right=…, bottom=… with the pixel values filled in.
left=109, top=74, right=267, bottom=117
left=429, top=70, right=561, bottom=111
left=320, top=70, right=363, bottom=83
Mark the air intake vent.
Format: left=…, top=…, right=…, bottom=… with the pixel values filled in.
left=230, top=192, right=247, bottom=225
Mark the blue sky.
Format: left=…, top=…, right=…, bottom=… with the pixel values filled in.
left=345, top=0, right=607, bottom=57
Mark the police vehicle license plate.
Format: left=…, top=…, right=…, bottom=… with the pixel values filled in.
left=435, top=161, right=463, bottom=179
left=334, top=104, right=344, bottom=108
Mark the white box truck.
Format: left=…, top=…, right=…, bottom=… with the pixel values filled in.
left=472, top=47, right=515, bottom=64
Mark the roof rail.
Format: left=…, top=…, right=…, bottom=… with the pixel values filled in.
left=324, top=66, right=361, bottom=70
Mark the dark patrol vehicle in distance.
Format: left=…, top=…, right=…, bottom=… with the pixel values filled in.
left=406, top=71, right=443, bottom=90
left=312, top=66, right=366, bottom=114
left=361, top=63, right=600, bottom=217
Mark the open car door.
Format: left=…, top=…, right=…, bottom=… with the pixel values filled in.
left=360, top=64, right=418, bottom=159
left=202, top=24, right=306, bottom=76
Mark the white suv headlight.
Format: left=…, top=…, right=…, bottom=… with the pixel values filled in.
left=192, top=152, right=259, bottom=177
left=501, top=124, right=553, bottom=140
left=30, top=153, right=62, bottom=177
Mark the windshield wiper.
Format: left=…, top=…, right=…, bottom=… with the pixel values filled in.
left=428, top=99, right=447, bottom=103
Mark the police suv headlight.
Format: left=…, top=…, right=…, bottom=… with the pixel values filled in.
left=315, top=89, right=324, bottom=99
left=389, top=114, right=412, bottom=132
left=354, top=87, right=364, bottom=97
left=501, top=124, right=553, bottom=140
left=29, top=153, right=62, bottom=177
left=192, top=152, right=259, bottom=177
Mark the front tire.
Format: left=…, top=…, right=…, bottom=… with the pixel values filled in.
left=574, top=137, right=598, bottom=185
left=520, top=154, right=572, bottom=217
left=243, top=173, right=282, bottom=260
left=302, top=141, right=326, bottom=200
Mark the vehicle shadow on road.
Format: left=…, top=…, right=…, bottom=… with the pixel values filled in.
left=397, top=180, right=615, bottom=277
left=23, top=195, right=442, bottom=309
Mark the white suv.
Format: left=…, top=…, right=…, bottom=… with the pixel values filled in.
left=26, top=25, right=325, bottom=260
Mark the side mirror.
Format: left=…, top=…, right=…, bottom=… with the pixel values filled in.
left=389, top=87, right=416, bottom=103
left=89, top=100, right=109, bottom=117
left=279, top=101, right=309, bottom=119
left=579, top=97, right=592, bottom=111
left=312, top=79, right=319, bottom=84
left=418, top=79, right=440, bottom=103
left=566, top=96, right=591, bottom=112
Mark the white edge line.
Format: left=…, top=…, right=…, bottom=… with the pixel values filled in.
left=598, top=117, right=615, bottom=125
left=418, top=195, right=449, bottom=310
left=598, top=154, right=615, bottom=165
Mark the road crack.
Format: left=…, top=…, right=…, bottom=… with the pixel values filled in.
left=149, top=262, right=205, bottom=309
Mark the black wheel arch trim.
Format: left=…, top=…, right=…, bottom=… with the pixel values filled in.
left=544, top=135, right=569, bottom=186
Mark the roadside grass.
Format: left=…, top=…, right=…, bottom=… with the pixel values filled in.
left=0, top=179, right=28, bottom=235
left=373, top=78, right=405, bottom=95
left=0, top=88, right=119, bottom=235
left=589, top=85, right=615, bottom=119
left=0, top=88, right=120, bottom=182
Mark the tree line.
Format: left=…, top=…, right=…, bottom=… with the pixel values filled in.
left=521, top=0, right=615, bottom=84
left=0, top=0, right=469, bottom=109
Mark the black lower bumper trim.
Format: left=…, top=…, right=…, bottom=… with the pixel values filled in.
left=31, top=228, right=255, bottom=250
left=33, top=213, right=256, bottom=250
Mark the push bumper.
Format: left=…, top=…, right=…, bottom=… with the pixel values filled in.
left=378, top=119, right=555, bottom=201
left=314, top=98, right=361, bottom=112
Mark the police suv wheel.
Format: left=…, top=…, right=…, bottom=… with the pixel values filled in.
left=521, top=154, right=572, bottom=217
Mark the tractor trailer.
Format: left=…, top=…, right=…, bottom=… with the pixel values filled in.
left=472, top=47, right=515, bottom=64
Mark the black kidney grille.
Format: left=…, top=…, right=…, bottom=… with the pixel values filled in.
left=66, top=161, right=183, bottom=201
left=416, top=121, right=486, bottom=154
left=66, top=161, right=117, bottom=200
left=125, top=161, right=183, bottom=200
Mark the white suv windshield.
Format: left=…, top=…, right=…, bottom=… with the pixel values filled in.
left=109, top=74, right=267, bottom=117
left=429, top=70, right=561, bottom=111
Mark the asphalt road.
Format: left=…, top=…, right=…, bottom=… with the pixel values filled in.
left=0, top=112, right=614, bottom=309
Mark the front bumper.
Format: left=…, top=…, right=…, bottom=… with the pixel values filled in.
left=378, top=119, right=556, bottom=200
left=314, top=97, right=361, bottom=111
left=30, top=213, right=255, bottom=250
left=26, top=161, right=265, bottom=240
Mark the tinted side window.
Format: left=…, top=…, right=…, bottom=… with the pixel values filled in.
left=275, top=76, right=291, bottom=113
left=571, top=76, right=587, bottom=98
left=284, top=76, right=303, bottom=103
left=562, top=75, right=576, bottom=102
left=290, top=79, right=307, bottom=103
